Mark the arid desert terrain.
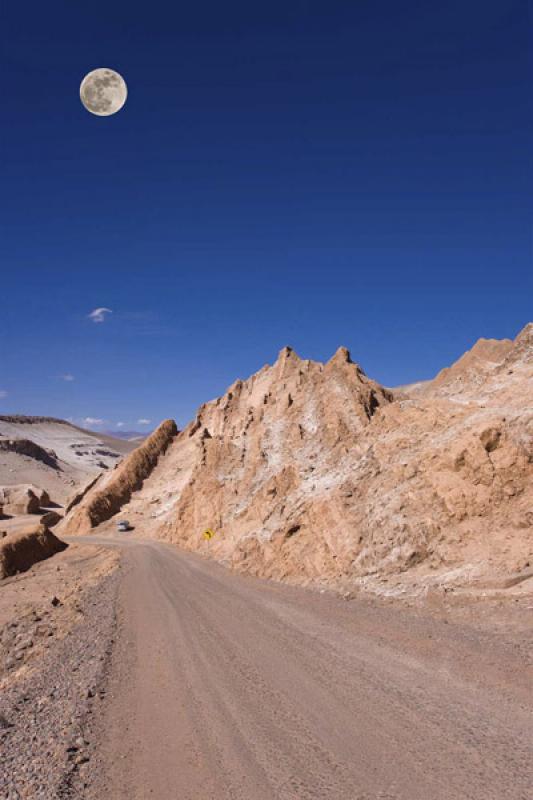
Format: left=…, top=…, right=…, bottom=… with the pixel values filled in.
left=1, top=324, right=532, bottom=799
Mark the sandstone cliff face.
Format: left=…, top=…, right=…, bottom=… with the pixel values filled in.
left=64, top=420, right=178, bottom=534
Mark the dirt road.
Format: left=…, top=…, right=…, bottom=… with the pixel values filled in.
left=83, top=536, right=533, bottom=800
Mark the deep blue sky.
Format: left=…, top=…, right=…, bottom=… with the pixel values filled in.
left=1, top=1, right=530, bottom=430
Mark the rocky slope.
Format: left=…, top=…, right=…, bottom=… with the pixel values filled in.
left=64, top=324, right=533, bottom=596
left=62, top=420, right=178, bottom=534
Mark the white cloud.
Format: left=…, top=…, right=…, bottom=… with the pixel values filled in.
left=137, top=418, right=151, bottom=425
left=0, top=390, right=7, bottom=399
left=83, top=417, right=104, bottom=426
left=61, top=374, right=75, bottom=382
left=116, top=421, right=125, bottom=428
left=88, top=307, right=112, bottom=324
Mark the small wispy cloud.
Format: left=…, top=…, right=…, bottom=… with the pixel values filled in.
left=61, top=374, right=75, bottom=382
left=83, top=416, right=104, bottom=426
left=116, top=421, right=125, bottom=428
left=0, top=390, right=7, bottom=399
left=137, top=418, right=151, bottom=425
left=88, top=307, right=112, bottom=324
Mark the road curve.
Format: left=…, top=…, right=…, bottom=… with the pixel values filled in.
left=82, top=536, right=533, bottom=800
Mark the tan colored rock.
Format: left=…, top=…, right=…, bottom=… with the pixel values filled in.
left=63, top=474, right=103, bottom=515
left=0, top=484, right=50, bottom=515
left=432, top=336, right=513, bottom=387
left=62, top=323, right=533, bottom=594
left=64, top=420, right=178, bottom=534
left=40, top=510, right=62, bottom=527
left=0, top=524, right=67, bottom=579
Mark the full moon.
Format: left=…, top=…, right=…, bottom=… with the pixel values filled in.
left=80, top=68, right=127, bottom=116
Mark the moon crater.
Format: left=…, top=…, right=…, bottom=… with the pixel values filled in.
left=80, top=68, right=127, bottom=116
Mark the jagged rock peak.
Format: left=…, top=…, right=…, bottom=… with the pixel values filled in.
left=328, top=346, right=353, bottom=366
left=227, top=378, right=244, bottom=397
left=275, top=345, right=302, bottom=376
left=499, top=321, right=533, bottom=367
left=277, top=345, right=300, bottom=360
left=514, top=322, right=533, bottom=347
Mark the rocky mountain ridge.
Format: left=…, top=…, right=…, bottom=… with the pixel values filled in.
left=63, top=323, right=532, bottom=596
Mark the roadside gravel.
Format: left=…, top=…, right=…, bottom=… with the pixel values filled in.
left=0, top=569, right=119, bottom=800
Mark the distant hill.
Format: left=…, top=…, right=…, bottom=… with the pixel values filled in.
left=0, top=416, right=136, bottom=506
left=104, top=430, right=147, bottom=442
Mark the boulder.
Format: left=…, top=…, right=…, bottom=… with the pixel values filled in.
left=40, top=510, right=62, bottom=527
left=0, top=484, right=50, bottom=515
left=0, top=524, right=67, bottom=579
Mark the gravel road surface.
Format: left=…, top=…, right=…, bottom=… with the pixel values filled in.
left=81, top=536, right=533, bottom=800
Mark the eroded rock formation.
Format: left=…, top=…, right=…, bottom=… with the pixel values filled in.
left=63, top=324, right=532, bottom=593
left=0, top=438, right=59, bottom=469
left=0, top=524, right=67, bottom=579
left=64, top=420, right=178, bottom=534
left=0, top=485, right=50, bottom=516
